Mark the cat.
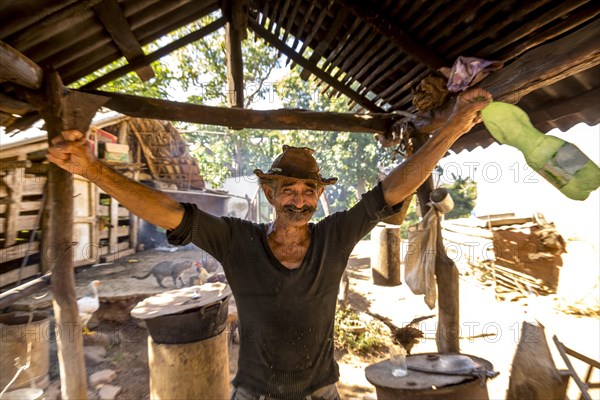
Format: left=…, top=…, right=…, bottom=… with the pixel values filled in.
left=132, top=260, right=199, bottom=288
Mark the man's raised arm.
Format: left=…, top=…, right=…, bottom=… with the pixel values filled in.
left=47, top=129, right=184, bottom=230
left=381, top=88, right=492, bottom=206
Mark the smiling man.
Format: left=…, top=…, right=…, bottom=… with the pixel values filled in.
left=47, top=88, right=491, bottom=399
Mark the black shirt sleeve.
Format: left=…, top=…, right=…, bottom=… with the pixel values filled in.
left=360, top=181, right=404, bottom=222
left=321, top=182, right=404, bottom=255
left=166, top=202, right=232, bottom=261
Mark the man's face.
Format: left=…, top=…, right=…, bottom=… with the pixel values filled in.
left=267, top=180, right=323, bottom=225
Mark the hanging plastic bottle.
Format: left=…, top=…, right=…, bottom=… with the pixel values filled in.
left=481, top=102, right=600, bottom=201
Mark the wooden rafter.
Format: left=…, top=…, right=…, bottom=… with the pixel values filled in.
left=0, top=41, right=43, bottom=89
left=93, top=0, right=155, bottom=82
left=498, top=3, right=600, bottom=63
left=450, top=0, right=548, bottom=58
left=81, top=17, right=225, bottom=90
left=249, top=19, right=384, bottom=112
left=415, top=18, right=600, bottom=134
left=0, top=93, right=34, bottom=115
left=290, top=0, right=317, bottom=52
left=334, top=0, right=446, bottom=69
left=4, top=0, right=103, bottom=52
left=297, top=2, right=336, bottom=79
left=61, top=2, right=219, bottom=85
left=481, top=0, right=590, bottom=61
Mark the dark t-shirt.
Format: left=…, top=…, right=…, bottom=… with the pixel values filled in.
left=167, top=183, right=401, bottom=398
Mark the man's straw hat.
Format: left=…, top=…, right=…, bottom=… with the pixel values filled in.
left=253, top=145, right=337, bottom=186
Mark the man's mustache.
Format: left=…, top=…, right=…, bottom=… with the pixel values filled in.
left=282, top=205, right=316, bottom=213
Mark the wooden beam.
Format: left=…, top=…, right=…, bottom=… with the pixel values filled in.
left=0, top=41, right=43, bottom=89
left=249, top=19, right=384, bottom=112
left=334, top=0, right=446, bottom=69
left=0, top=0, right=79, bottom=38
left=414, top=18, right=600, bottom=135
left=27, top=70, right=87, bottom=399
left=79, top=88, right=397, bottom=132
left=81, top=17, right=225, bottom=90
left=0, top=93, right=34, bottom=115
left=224, top=0, right=248, bottom=108
left=93, top=0, right=155, bottom=82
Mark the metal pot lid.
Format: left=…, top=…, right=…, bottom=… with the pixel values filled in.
left=131, top=282, right=231, bottom=320
left=408, top=354, right=484, bottom=375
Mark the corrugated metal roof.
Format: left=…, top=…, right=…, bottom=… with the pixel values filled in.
left=0, top=0, right=598, bottom=151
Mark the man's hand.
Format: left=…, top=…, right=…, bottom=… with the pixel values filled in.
left=447, top=88, right=493, bottom=135
left=47, top=130, right=98, bottom=176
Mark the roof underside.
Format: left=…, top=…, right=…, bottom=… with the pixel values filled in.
left=1, top=0, right=599, bottom=152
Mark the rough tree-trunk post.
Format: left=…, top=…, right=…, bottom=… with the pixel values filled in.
left=224, top=0, right=247, bottom=109
left=24, top=67, right=108, bottom=398
left=37, top=70, right=88, bottom=399
left=413, top=135, right=460, bottom=353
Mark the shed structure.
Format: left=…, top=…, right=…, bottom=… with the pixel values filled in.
left=0, top=1, right=598, bottom=398
left=1, top=113, right=212, bottom=287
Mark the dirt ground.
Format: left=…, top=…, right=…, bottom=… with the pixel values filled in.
left=11, top=239, right=600, bottom=399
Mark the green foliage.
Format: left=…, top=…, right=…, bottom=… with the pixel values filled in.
left=334, top=308, right=388, bottom=356
left=399, top=196, right=419, bottom=239
left=444, top=175, right=477, bottom=219
left=70, top=12, right=393, bottom=210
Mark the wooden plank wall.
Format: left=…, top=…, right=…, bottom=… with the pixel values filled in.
left=0, top=139, right=135, bottom=288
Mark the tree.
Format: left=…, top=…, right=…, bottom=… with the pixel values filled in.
left=71, top=13, right=395, bottom=217
left=443, top=175, right=477, bottom=219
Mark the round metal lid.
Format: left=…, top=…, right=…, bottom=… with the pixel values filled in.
left=130, top=282, right=231, bottom=320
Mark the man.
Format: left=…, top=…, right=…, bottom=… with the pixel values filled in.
left=48, top=88, right=491, bottom=399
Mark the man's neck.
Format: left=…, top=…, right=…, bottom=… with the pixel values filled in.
left=267, top=219, right=310, bottom=244
left=266, top=218, right=311, bottom=269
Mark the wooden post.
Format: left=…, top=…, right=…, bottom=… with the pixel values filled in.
left=35, top=70, right=88, bottom=399
left=414, top=137, right=460, bottom=354
left=3, top=155, right=26, bottom=248
left=224, top=0, right=248, bottom=109
left=109, top=197, right=119, bottom=255
left=148, top=332, right=230, bottom=399
left=371, top=224, right=402, bottom=286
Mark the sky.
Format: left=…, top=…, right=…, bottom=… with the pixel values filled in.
left=439, top=122, right=600, bottom=242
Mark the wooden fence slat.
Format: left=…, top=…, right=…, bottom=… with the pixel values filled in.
left=0, top=264, right=41, bottom=287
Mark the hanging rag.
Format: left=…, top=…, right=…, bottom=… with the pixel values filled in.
left=403, top=206, right=439, bottom=309
left=441, top=56, right=503, bottom=92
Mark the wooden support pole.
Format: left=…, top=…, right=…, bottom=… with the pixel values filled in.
left=93, top=0, right=155, bottom=82
left=371, top=224, right=402, bottom=286
left=224, top=0, right=247, bottom=108
left=413, top=136, right=460, bottom=353
left=34, top=70, right=88, bottom=399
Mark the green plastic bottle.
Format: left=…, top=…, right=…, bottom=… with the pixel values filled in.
left=481, top=101, right=600, bottom=201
